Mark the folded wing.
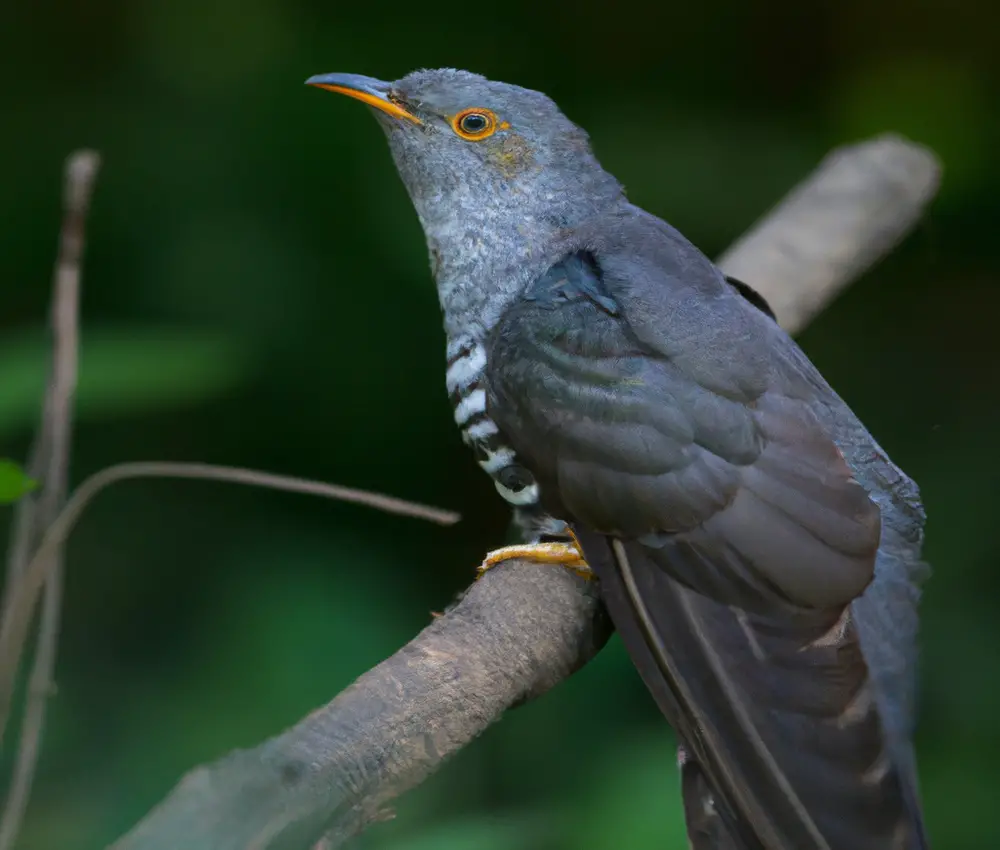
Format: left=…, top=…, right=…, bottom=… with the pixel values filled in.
left=485, top=239, right=927, bottom=849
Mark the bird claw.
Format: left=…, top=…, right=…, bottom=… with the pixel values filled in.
left=476, top=531, right=594, bottom=581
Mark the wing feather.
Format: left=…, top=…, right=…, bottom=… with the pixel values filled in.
left=485, top=231, right=928, bottom=849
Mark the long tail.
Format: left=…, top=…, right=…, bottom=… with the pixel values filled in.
left=574, top=527, right=928, bottom=850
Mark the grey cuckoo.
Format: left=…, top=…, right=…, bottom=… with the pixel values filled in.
left=306, top=68, right=930, bottom=850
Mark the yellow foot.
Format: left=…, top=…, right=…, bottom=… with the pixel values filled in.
left=476, top=532, right=594, bottom=581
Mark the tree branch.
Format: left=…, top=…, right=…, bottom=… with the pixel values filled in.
left=115, top=563, right=610, bottom=850
left=0, top=462, right=460, bottom=754
left=0, top=151, right=99, bottom=850
left=718, top=133, right=940, bottom=333
left=110, top=134, right=941, bottom=850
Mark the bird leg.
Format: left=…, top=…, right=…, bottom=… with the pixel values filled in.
left=476, top=528, right=594, bottom=580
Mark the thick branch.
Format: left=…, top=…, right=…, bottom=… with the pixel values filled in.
left=718, top=133, right=940, bottom=333
left=113, top=564, right=608, bottom=850
left=111, top=135, right=941, bottom=850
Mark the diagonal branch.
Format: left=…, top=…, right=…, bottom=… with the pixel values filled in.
left=109, top=134, right=942, bottom=850
left=115, top=561, right=611, bottom=850
left=718, top=133, right=941, bottom=331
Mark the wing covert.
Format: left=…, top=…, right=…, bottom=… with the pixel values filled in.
left=486, top=250, right=881, bottom=612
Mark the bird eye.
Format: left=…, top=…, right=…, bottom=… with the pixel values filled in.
left=460, top=113, right=488, bottom=133
left=452, top=108, right=499, bottom=140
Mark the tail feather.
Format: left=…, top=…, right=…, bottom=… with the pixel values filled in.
left=574, top=526, right=927, bottom=850
left=679, top=744, right=744, bottom=850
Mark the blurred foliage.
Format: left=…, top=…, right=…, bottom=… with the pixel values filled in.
left=1, top=0, right=998, bottom=847
left=0, top=328, right=253, bottom=439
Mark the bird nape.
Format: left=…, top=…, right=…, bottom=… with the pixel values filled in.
left=307, top=68, right=930, bottom=850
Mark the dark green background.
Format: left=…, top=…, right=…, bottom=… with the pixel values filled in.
left=2, top=0, right=998, bottom=847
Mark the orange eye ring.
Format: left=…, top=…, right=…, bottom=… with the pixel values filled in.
left=451, top=108, right=500, bottom=140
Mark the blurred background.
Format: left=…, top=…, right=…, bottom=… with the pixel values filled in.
left=1, top=0, right=998, bottom=847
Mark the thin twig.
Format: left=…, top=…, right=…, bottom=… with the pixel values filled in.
left=0, top=150, right=99, bottom=850
left=0, top=460, right=460, bottom=751
left=110, top=134, right=942, bottom=850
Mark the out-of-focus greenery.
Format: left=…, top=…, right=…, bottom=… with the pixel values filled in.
left=1, top=1, right=998, bottom=847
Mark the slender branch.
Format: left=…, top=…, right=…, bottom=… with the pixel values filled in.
left=0, top=150, right=99, bottom=850
left=110, top=134, right=942, bottom=850
left=3, top=151, right=101, bottom=586
left=0, top=461, right=460, bottom=752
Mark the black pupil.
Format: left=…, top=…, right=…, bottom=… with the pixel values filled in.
left=461, top=113, right=488, bottom=133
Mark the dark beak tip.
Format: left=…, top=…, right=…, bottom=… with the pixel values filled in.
left=303, top=72, right=391, bottom=92
left=302, top=72, right=422, bottom=125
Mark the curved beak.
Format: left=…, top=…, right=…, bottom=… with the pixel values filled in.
left=305, top=73, right=422, bottom=125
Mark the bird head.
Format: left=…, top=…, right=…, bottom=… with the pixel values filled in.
left=306, top=68, right=624, bottom=332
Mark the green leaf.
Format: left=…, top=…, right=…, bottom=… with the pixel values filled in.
left=0, top=459, right=38, bottom=505
left=0, top=325, right=255, bottom=440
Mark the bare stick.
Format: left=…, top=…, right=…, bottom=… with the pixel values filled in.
left=109, top=134, right=941, bottom=850
left=3, top=151, right=100, bottom=586
left=0, top=150, right=99, bottom=850
left=0, top=460, right=460, bottom=752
